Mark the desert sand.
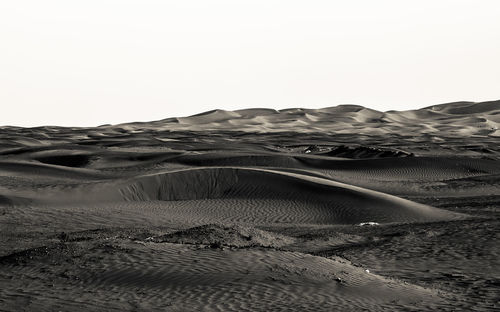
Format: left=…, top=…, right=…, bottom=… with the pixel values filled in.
left=1, top=100, right=499, bottom=311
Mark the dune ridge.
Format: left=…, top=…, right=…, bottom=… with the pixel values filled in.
left=109, top=167, right=462, bottom=224
left=106, top=100, right=500, bottom=136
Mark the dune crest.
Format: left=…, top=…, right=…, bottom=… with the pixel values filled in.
left=99, top=100, right=500, bottom=136
left=102, top=167, right=461, bottom=224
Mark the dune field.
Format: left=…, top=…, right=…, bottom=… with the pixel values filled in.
left=1, top=100, right=499, bottom=311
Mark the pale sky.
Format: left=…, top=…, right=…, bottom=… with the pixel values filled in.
left=1, top=0, right=499, bottom=127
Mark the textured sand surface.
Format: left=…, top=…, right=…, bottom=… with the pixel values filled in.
left=1, top=101, right=499, bottom=311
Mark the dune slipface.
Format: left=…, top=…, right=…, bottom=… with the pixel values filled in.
left=1, top=101, right=499, bottom=311
left=111, top=167, right=462, bottom=224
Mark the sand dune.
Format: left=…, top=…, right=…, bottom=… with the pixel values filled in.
left=109, top=167, right=462, bottom=224
left=425, top=100, right=500, bottom=115
left=92, top=99, right=500, bottom=136
left=1, top=100, right=499, bottom=311
left=0, top=239, right=448, bottom=311
left=167, top=153, right=500, bottom=196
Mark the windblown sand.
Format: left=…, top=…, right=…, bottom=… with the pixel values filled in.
left=1, top=101, right=499, bottom=311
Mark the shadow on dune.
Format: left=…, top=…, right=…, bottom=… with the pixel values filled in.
left=112, top=167, right=464, bottom=224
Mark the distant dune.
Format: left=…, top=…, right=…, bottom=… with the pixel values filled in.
left=94, top=99, right=500, bottom=136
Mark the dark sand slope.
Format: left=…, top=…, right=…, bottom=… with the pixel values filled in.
left=1, top=101, right=499, bottom=311
left=171, top=153, right=500, bottom=196
left=112, top=167, right=462, bottom=224
left=0, top=240, right=449, bottom=312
